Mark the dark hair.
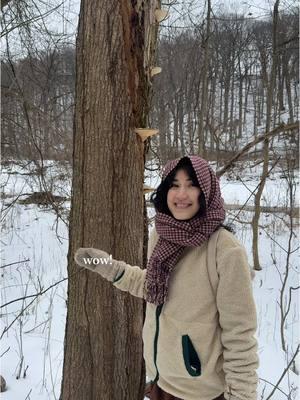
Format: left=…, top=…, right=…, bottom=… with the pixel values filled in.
left=150, top=157, right=206, bottom=219
left=150, top=156, right=234, bottom=233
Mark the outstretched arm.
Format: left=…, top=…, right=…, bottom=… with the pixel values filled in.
left=74, top=228, right=159, bottom=299
left=74, top=247, right=146, bottom=298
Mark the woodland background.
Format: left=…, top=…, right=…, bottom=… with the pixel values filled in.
left=1, top=0, right=299, bottom=399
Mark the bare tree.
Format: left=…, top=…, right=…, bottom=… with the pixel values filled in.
left=197, top=0, right=211, bottom=156
left=252, top=0, right=280, bottom=271
left=60, top=1, right=159, bottom=399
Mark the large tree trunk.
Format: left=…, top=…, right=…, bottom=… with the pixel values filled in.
left=60, top=1, right=158, bottom=399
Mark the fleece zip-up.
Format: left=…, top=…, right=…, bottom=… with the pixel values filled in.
left=113, top=227, right=259, bottom=400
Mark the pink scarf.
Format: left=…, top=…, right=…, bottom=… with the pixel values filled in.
left=145, top=156, right=225, bottom=305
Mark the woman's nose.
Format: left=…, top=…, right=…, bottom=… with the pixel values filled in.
left=176, top=187, right=188, bottom=198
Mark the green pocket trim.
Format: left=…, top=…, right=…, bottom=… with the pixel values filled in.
left=182, top=334, right=201, bottom=377
left=113, top=270, right=125, bottom=283
left=153, top=304, right=163, bottom=383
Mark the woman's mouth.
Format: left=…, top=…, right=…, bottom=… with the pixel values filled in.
left=175, top=203, right=192, bottom=209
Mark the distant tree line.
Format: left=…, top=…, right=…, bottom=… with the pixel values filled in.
left=150, top=9, right=299, bottom=163
left=1, top=9, right=298, bottom=163
left=2, top=45, right=75, bottom=160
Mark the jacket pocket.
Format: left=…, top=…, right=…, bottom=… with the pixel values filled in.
left=182, top=334, right=201, bottom=376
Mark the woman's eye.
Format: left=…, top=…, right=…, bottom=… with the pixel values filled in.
left=170, top=182, right=198, bottom=189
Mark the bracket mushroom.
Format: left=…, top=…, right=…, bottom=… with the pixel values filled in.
left=135, top=128, right=159, bottom=142
left=150, top=66, right=162, bottom=77
left=155, top=9, right=169, bottom=23
left=143, top=185, right=156, bottom=194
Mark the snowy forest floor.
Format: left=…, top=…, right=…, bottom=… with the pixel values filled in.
left=1, top=159, right=299, bottom=400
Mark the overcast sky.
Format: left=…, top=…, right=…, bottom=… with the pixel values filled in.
left=44, top=0, right=297, bottom=41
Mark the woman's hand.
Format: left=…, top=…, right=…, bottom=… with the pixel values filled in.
left=74, top=248, right=125, bottom=282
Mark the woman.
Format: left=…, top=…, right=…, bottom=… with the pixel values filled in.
left=74, top=155, right=259, bottom=400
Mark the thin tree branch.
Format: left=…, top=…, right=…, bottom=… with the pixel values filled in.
left=265, top=344, right=300, bottom=399
left=259, top=377, right=288, bottom=397
left=1, top=275, right=68, bottom=309
left=216, top=122, right=299, bottom=177
left=1, top=259, right=30, bottom=269
left=1, top=2, right=64, bottom=37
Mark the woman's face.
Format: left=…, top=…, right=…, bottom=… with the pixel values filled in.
left=167, top=169, right=201, bottom=220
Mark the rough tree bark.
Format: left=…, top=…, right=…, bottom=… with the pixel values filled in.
left=60, top=1, right=159, bottom=399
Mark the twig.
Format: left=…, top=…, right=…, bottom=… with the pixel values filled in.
left=216, top=122, right=299, bottom=177
left=23, top=318, right=50, bottom=334
left=228, top=159, right=280, bottom=224
left=16, top=355, right=24, bottom=380
left=24, top=388, right=32, bottom=400
left=1, top=275, right=68, bottom=309
left=259, top=377, right=288, bottom=397
left=1, top=296, right=37, bottom=339
left=23, top=365, right=29, bottom=378
left=0, top=346, right=10, bottom=357
left=265, top=345, right=300, bottom=399
left=0, top=269, right=81, bottom=338
left=1, top=259, right=30, bottom=269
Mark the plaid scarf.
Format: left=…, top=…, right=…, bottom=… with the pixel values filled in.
left=145, top=156, right=225, bottom=305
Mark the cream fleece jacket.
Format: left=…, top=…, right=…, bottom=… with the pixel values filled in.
left=113, top=227, right=259, bottom=400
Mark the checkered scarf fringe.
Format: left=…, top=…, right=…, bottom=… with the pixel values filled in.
left=145, top=156, right=225, bottom=305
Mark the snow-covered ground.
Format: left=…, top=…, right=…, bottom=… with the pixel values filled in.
left=1, top=160, right=299, bottom=399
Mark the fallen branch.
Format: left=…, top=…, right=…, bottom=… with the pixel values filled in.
left=225, top=204, right=299, bottom=216
left=216, top=122, right=299, bottom=177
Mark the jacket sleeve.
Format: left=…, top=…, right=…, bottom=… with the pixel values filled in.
left=112, top=228, right=158, bottom=299
left=216, top=232, right=259, bottom=400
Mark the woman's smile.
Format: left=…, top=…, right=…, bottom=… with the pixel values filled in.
left=174, top=202, right=192, bottom=208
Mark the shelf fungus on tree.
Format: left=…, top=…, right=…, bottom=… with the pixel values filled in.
left=150, top=66, right=162, bottom=77
left=135, top=128, right=159, bottom=142
left=143, top=185, right=156, bottom=194
left=155, top=9, right=169, bottom=23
